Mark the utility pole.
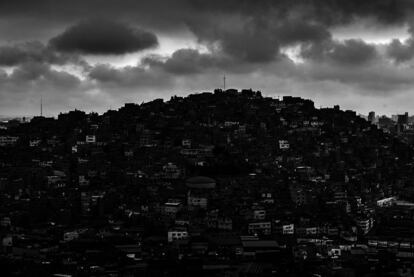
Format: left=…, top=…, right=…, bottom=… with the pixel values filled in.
left=40, top=95, right=43, bottom=117
left=223, top=75, right=226, bottom=91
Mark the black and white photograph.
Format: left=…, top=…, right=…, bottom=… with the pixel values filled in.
left=1, top=1, right=414, bottom=276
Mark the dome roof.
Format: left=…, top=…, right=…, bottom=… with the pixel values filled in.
left=186, top=176, right=216, bottom=189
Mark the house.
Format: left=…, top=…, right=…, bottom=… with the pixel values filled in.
left=355, top=216, right=374, bottom=235
left=273, top=222, right=295, bottom=235
left=282, top=224, right=295, bottom=235
left=63, top=230, right=81, bottom=242
left=248, top=222, right=271, bottom=236
left=186, top=176, right=215, bottom=210
left=29, top=139, right=41, bottom=147
left=217, top=217, right=233, bottom=231
left=168, top=227, right=189, bottom=242
left=164, top=199, right=182, bottom=217
left=85, top=135, right=96, bottom=143
left=260, top=192, right=274, bottom=204
left=187, top=191, right=208, bottom=209
left=279, top=140, right=290, bottom=150
left=162, top=163, right=181, bottom=179
left=182, top=139, right=192, bottom=148
left=253, top=209, right=266, bottom=220
left=377, top=197, right=396, bottom=207
left=0, top=136, right=18, bottom=146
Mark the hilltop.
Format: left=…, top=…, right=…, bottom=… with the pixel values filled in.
left=3, top=89, right=414, bottom=199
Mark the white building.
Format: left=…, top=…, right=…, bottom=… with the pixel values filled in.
left=168, top=228, right=189, bottom=242
left=377, top=197, right=396, bottom=207
left=278, top=140, right=290, bottom=150
left=282, top=224, right=295, bottom=235
left=164, top=199, right=182, bottom=216
left=85, top=135, right=96, bottom=143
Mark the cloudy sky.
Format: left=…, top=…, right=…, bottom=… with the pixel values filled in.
left=1, top=0, right=414, bottom=116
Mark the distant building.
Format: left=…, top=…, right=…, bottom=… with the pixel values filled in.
left=0, top=136, right=19, bottom=146
left=398, top=112, right=409, bottom=125
left=378, top=116, right=394, bottom=130
left=368, top=111, right=375, bottom=124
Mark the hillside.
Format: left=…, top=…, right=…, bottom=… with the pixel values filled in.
left=1, top=89, right=414, bottom=275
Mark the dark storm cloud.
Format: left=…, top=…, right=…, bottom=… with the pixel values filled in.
left=302, top=39, right=378, bottom=66
left=187, top=0, right=410, bottom=21
left=0, top=41, right=79, bottom=66
left=385, top=22, right=414, bottom=63
left=218, top=18, right=280, bottom=63
left=187, top=16, right=282, bottom=63
left=330, top=40, right=378, bottom=65
left=185, top=14, right=332, bottom=64
left=387, top=38, right=414, bottom=62
left=2, top=0, right=414, bottom=116
left=0, top=1, right=411, bottom=50
left=8, top=62, right=81, bottom=88
left=302, top=59, right=414, bottom=93
left=0, top=61, right=83, bottom=100
left=0, top=60, right=98, bottom=116
left=276, top=20, right=331, bottom=45
left=0, top=0, right=411, bottom=24
left=49, top=19, right=158, bottom=55
left=0, top=0, right=410, bottom=64
left=141, top=47, right=283, bottom=76
left=144, top=49, right=222, bottom=75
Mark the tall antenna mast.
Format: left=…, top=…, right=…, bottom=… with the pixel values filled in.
left=223, top=75, right=226, bottom=91
left=40, top=95, right=43, bottom=117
